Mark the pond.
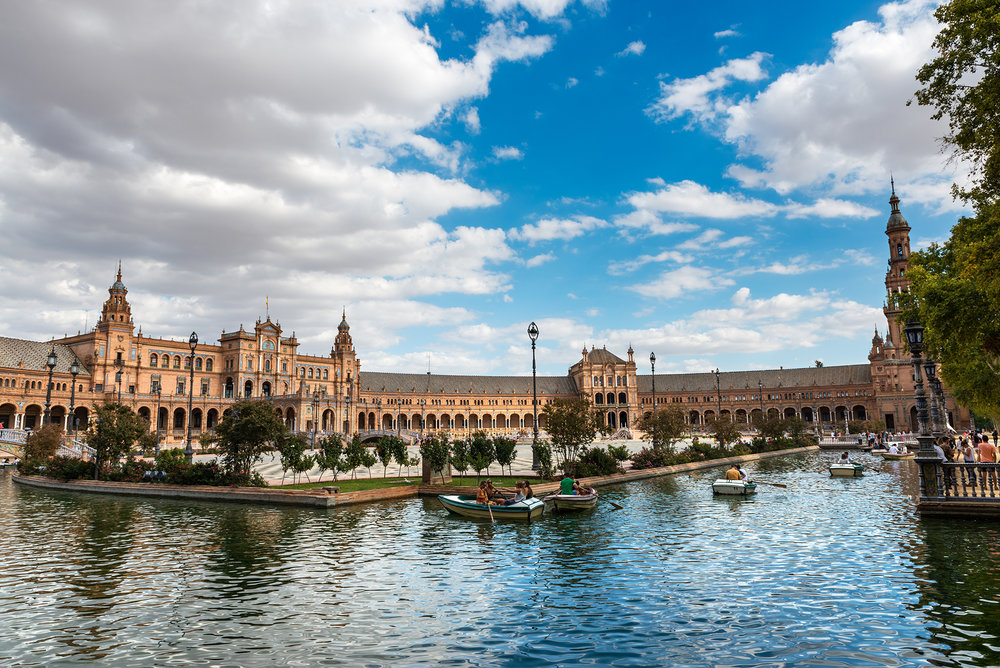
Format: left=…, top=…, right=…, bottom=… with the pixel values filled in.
left=1, top=450, right=999, bottom=666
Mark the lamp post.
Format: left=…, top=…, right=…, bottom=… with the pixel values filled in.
left=345, top=395, right=352, bottom=437
left=933, top=377, right=947, bottom=432
left=185, top=331, right=197, bottom=463
left=153, top=384, right=161, bottom=456
left=924, top=362, right=942, bottom=436
left=68, top=357, right=80, bottom=438
left=714, top=368, right=722, bottom=419
left=420, top=399, right=426, bottom=441
left=528, top=322, right=539, bottom=469
left=312, top=391, right=319, bottom=450
left=115, top=367, right=123, bottom=403
left=43, top=346, right=57, bottom=425
left=903, top=320, right=939, bottom=497
left=758, top=379, right=764, bottom=431
left=649, top=352, right=657, bottom=448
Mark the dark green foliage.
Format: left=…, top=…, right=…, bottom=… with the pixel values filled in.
left=450, top=439, right=470, bottom=481
left=86, top=402, right=151, bottom=480
left=315, top=434, right=344, bottom=482
left=541, top=398, right=601, bottom=467
left=492, top=436, right=517, bottom=476
left=420, top=435, right=451, bottom=483
left=343, top=436, right=366, bottom=479
left=639, top=405, right=687, bottom=451
left=567, top=446, right=622, bottom=477
left=468, top=430, right=494, bottom=477
left=23, top=424, right=63, bottom=461
left=531, top=440, right=554, bottom=479
left=704, top=416, right=743, bottom=448
left=208, top=400, right=288, bottom=478
left=752, top=416, right=788, bottom=440
left=607, top=444, right=630, bottom=465
left=277, top=433, right=310, bottom=484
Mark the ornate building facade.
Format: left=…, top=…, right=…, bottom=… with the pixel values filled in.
left=0, top=190, right=970, bottom=445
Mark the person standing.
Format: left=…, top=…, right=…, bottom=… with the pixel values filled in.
left=978, top=434, right=998, bottom=489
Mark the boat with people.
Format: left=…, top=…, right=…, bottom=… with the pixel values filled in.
left=880, top=451, right=916, bottom=461
left=542, top=488, right=599, bottom=512
left=829, top=463, right=864, bottom=477
left=712, top=479, right=757, bottom=496
left=438, top=495, right=545, bottom=520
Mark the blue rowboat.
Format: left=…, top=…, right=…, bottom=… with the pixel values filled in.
left=438, top=494, right=544, bottom=520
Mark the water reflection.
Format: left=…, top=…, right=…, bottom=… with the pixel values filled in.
left=1, top=455, right=1000, bottom=665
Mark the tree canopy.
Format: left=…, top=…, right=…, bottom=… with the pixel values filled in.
left=210, top=400, right=288, bottom=479
left=913, top=0, right=1000, bottom=206
left=86, top=402, right=149, bottom=479
left=639, top=405, right=687, bottom=451
left=541, top=398, right=601, bottom=467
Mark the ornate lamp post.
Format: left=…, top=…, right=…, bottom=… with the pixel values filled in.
left=115, top=366, right=123, bottom=403
left=68, top=357, right=80, bottom=437
left=43, top=346, right=57, bottom=425
left=312, top=391, right=320, bottom=449
left=933, top=377, right=947, bottom=432
left=714, top=368, right=722, bottom=418
left=345, top=394, right=352, bottom=437
left=924, top=362, right=942, bottom=435
left=420, top=399, right=426, bottom=441
left=758, top=379, right=764, bottom=431
left=185, top=331, right=198, bottom=463
left=153, top=384, right=162, bottom=456
left=903, top=320, right=939, bottom=497
left=649, top=352, right=657, bottom=448
left=528, top=322, right=539, bottom=469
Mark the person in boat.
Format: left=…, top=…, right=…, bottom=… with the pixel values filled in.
left=485, top=479, right=503, bottom=502
left=837, top=452, right=851, bottom=464
left=736, top=464, right=748, bottom=480
left=560, top=476, right=576, bottom=495
left=725, top=464, right=742, bottom=481
left=504, top=481, right=526, bottom=506
left=887, top=443, right=900, bottom=455
left=522, top=480, right=534, bottom=499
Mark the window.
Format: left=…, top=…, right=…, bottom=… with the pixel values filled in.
left=151, top=376, right=161, bottom=393
left=184, top=356, right=191, bottom=370
left=246, top=357, right=253, bottom=371
left=206, top=359, right=213, bottom=372
left=201, top=380, right=210, bottom=396
left=150, top=353, right=158, bottom=367
left=282, top=362, right=287, bottom=372
left=323, top=369, right=328, bottom=380
left=308, top=368, right=314, bottom=379
left=177, top=379, right=186, bottom=395
left=897, top=243, right=903, bottom=257
left=195, top=358, right=203, bottom=371
left=173, top=355, right=181, bottom=368
left=264, top=359, right=271, bottom=372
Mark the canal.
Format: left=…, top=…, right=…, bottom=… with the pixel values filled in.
left=1, top=450, right=999, bottom=666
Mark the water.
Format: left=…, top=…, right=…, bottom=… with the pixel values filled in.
left=1, top=451, right=999, bottom=667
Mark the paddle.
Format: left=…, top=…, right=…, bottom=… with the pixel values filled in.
left=599, top=495, right=624, bottom=511
left=486, top=498, right=495, bottom=522
left=752, top=481, right=787, bottom=488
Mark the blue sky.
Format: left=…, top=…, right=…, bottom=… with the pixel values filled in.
left=0, top=0, right=966, bottom=376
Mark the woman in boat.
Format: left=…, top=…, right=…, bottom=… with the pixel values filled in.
left=504, top=481, right=526, bottom=506
left=476, top=480, right=490, bottom=505
left=522, top=480, right=534, bottom=499
left=736, top=464, right=747, bottom=480
left=837, top=452, right=851, bottom=464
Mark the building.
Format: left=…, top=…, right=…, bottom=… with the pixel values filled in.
left=0, top=189, right=970, bottom=445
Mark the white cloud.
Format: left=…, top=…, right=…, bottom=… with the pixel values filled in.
left=566, top=76, right=579, bottom=88
left=714, top=29, right=739, bottom=39
left=525, top=251, right=556, bottom=267
left=625, top=180, right=779, bottom=219
left=617, top=40, right=646, bottom=57
left=492, top=145, right=525, bottom=160
left=610, top=250, right=693, bottom=275
left=509, top=215, right=608, bottom=244
left=630, top=266, right=734, bottom=300
left=647, top=52, right=768, bottom=122
left=463, top=107, right=481, bottom=134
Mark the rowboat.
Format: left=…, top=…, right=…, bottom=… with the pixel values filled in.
left=438, top=495, right=545, bottom=520
left=829, top=463, right=864, bottom=477
left=542, top=489, right=599, bottom=512
left=880, top=452, right=915, bottom=461
left=712, top=479, right=757, bottom=496
left=870, top=448, right=888, bottom=455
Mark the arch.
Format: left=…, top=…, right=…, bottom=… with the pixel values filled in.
left=495, top=413, right=507, bottom=429
left=192, top=408, right=203, bottom=429
left=206, top=359, right=213, bottom=372
left=470, top=413, right=480, bottom=429
left=72, top=406, right=89, bottom=431
left=606, top=392, right=615, bottom=405
left=157, top=406, right=168, bottom=432
left=285, top=407, right=296, bottom=430
left=224, top=378, right=234, bottom=399
left=207, top=408, right=219, bottom=430
left=323, top=409, right=334, bottom=431
left=703, top=410, right=716, bottom=422
left=173, top=407, right=186, bottom=430
left=244, top=380, right=253, bottom=398
left=509, top=414, right=521, bottom=429
left=400, top=415, right=410, bottom=430
left=262, top=381, right=272, bottom=397
left=426, top=413, right=437, bottom=430
left=784, top=407, right=797, bottom=419
left=264, top=358, right=271, bottom=372
left=137, top=406, right=152, bottom=425
left=594, top=394, right=604, bottom=405
left=618, top=392, right=627, bottom=405
left=835, top=405, right=848, bottom=422
left=0, top=403, right=16, bottom=429
left=619, top=411, right=628, bottom=429
left=721, top=409, right=731, bottom=422
left=455, top=414, right=466, bottom=430
left=852, top=405, right=867, bottom=420
left=482, top=413, right=493, bottom=429
left=173, top=355, right=181, bottom=368
left=383, top=413, right=394, bottom=430
left=440, top=413, right=451, bottom=430
left=801, top=407, right=814, bottom=423
left=195, top=357, right=203, bottom=371
left=607, top=411, right=617, bottom=429
left=688, top=410, right=700, bottom=425
left=23, top=404, right=42, bottom=430
left=767, top=408, right=780, bottom=419
left=820, top=407, right=832, bottom=422
left=368, top=411, right=376, bottom=430
left=358, top=411, right=366, bottom=429
left=149, top=353, right=158, bottom=367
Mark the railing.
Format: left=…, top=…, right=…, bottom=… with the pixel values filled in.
left=0, top=429, right=27, bottom=445
left=931, top=462, right=1000, bottom=501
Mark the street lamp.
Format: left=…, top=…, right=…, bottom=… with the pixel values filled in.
left=528, top=322, right=539, bottom=469
left=758, top=378, right=764, bottom=431
left=43, top=346, right=57, bottom=425
left=185, top=331, right=198, bottom=463
left=420, top=399, right=426, bottom=441
left=903, top=320, right=939, bottom=497
left=68, top=357, right=80, bottom=438
left=714, top=368, right=722, bottom=419
left=312, top=391, right=320, bottom=449
left=649, top=352, right=657, bottom=448
left=153, top=384, right=161, bottom=456
left=115, top=366, right=123, bottom=403
left=924, top=362, right=942, bottom=435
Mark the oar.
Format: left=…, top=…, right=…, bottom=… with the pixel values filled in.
left=752, top=481, right=787, bottom=488
left=486, top=498, right=495, bottom=523
left=599, top=495, right=624, bottom=511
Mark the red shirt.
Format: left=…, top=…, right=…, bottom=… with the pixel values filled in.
left=978, top=442, right=998, bottom=463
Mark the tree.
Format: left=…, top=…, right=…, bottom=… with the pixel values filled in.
left=315, top=434, right=344, bottom=482
left=814, top=360, right=824, bottom=368
left=276, top=433, right=309, bottom=484
left=639, top=405, right=687, bottom=451
left=903, top=204, right=1000, bottom=419
left=209, top=400, right=288, bottom=481
left=912, top=0, right=1000, bottom=207
left=86, top=402, right=149, bottom=479
left=752, top=415, right=788, bottom=441
left=541, top=398, right=600, bottom=469
left=450, top=438, right=470, bottom=482
left=360, top=442, right=378, bottom=479
left=375, top=437, right=394, bottom=478
left=420, top=434, right=451, bottom=484
left=492, top=436, right=517, bottom=476
left=468, top=430, right=494, bottom=478
left=705, top=416, right=742, bottom=448
left=23, top=423, right=64, bottom=461
left=343, top=436, right=366, bottom=479
left=532, top=440, right=555, bottom=479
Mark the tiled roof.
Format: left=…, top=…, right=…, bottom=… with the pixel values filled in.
left=0, top=337, right=91, bottom=376
left=585, top=347, right=626, bottom=365
left=635, top=364, right=871, bottom=393
left=359, top=371, right=577, bottom=396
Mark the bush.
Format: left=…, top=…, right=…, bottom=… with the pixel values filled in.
left=532, top=441, right=555, bottom=479
left=23, top=455, right=93, bottom=481
left=567, top=446, right=622, bottom=477
left=630, top=447, right=685, bottom=470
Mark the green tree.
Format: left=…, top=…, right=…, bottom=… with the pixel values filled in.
left=705, top=416, right=742, bottom=449
left=912, top=0, right=1000, bottom=207
left=450, top=438, right=470, bottom=482
left=360, top=443, right=378, bottom=479
left=23, top=423, right=64, bottom=461
left=752, top=415, right=788, bottom=440
left=209, top=400, right=288, bottom=481
left=343, top=436, right=366, bottom=479
left=86, top=402, right=149, bottom=479
left=315, top=434, right=344, bottom=482
left=420, top=434, right=451, bottom=483
left=492, top=436, right=517, bottom=476
left=277, top=432, right=309, bottom=484
left=468, top=430, right=494, bottom=478
left=541, top=398, right=600, bottom=469
left=903, top=204, right=1000, bottom=419
left=531, top=440, right=555, bottom=479
left=639, top=405, right=687, bottom=451
left=375, top=437, right=393, bottom=478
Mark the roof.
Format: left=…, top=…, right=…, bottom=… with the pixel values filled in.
left=359, top=371, right=577, bottom=395
left=635, top=364, right=871, bottom=393
left=0, top=337, right=91, bottom=376
left=583, top=347, right=626, bottom=365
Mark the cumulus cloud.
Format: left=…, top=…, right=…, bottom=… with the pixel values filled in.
left=617, top=40, right=646, bottom=57
left=647, top=52, right=768, bottom=122
left=630, top=266, right=734, bottom=300
left=525, top=251, right=556, bottom=267
left=509, top=215, right=608, bottom=244
left=493, top=145, right=525, bottom=160
left=714, top=28, right=739, bottom=39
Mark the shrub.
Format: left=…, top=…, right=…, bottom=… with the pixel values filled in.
left=568, top=446, right=622, bottom=477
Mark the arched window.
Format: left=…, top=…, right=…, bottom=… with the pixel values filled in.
left=897, top=243, right=903, bottom=257
left=300, top=368, right=306, bottom=377
left=206, top=359, right=213, bottom=371
left=308, top=368, right=314, bottom=379
left=323, top=369, right=328, bottom=380
left=150, top=353, right=158, bottom=367
left=184, top=356, right=191, bottom=370
left=173, top=355, right=181, bottom=368
left=264, top=359, right=271, bottom=372
left=195, top=357, right=202, bottom=371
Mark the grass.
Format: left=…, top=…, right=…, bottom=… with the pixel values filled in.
left=274, top=475, right=530, bottom=492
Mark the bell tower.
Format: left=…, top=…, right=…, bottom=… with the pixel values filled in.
left=883, top=179, right=911, bottom=348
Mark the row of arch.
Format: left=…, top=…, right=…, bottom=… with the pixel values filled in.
left=593, top=392, right=628, bottom=405
left=149, top=354, right=214, bottom=371
left=672, top=405, right=870, bottom=425
left=1, top=379, right=72, bottom=391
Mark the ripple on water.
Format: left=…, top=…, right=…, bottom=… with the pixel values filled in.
left=0, top=455, right=999, bottom=666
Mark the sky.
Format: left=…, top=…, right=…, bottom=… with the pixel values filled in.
left=0, top=0, right=970, bottom=377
